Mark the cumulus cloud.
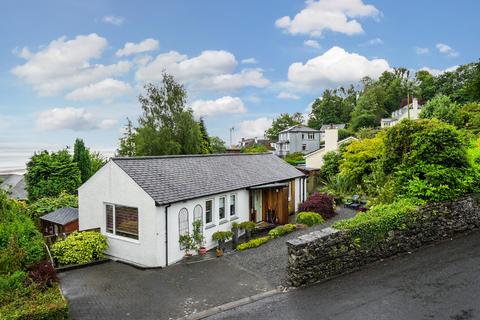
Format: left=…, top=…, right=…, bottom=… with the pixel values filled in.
left=286, top=46, right=389, bottom=91
left=419, top=66, right=458, bottom=76
left=102, top=15, right=125, bottom=26
left=241, top=58, right=258, bottom=64
left=237, top=117, right=273, bottom=139
left=415, top=47, right=430, bottom=55
left=116, top=38, right=159, bottom=57
left=436, top=43, right=459, bottom=57
left=65, top=78, right=132, bottom=102
left=275, top=0, right=379, bottom=37
left=36, top=107, right=117, bottom=131
left=190, top=96, right=246, bottom=117
left=277, top=92, right=301, bottom=100
left=12, top=33, right=131, bottom=96
left=136, top=50, right=269, bottom=91
left=304, top=39, right=321, bottom=48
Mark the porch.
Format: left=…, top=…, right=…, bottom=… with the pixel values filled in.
left=248, top=181, right=296, bottom=225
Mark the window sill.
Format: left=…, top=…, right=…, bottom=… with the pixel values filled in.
left=205, top=223, right=216, bottom=230
left=230, top=216, right=239, bottom=221
left=106, top=233, right=140, bottom=245
left=219, top=219, right=228, bottom=225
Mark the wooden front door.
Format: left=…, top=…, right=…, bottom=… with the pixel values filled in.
left=261, top=187, right=289, bottom=224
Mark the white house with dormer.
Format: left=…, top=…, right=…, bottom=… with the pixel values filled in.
left=381, top=98, right=423, bottom=128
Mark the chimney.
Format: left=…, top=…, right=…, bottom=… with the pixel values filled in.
left=324, top=126, right=338, bottom=152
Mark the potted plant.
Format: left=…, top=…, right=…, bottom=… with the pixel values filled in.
left=231, top=222, right=239, bottom=250
left=239, top=221, right=256, bottom=241
left=192, top=220, right=206, bottom=256
left=212, top=231, right=233, bottom=257
left=179, top=234, right=195, bottom=257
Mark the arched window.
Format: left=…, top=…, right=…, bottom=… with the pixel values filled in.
left=178, top=208, right=189, bottom=237
left=193, top=205, right=203, bottom=223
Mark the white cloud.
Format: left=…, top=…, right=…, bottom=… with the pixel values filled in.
left=102, top=15, right=124, bottom=26
left=237, top=117, right=272, bottom=139
left=419, top=66, right=458, bottom=76
left=275, top=0, right=379, bottom=37
left=36, top=107, right=117, bottom=131
left=65, top=78, right=132, bottom=102
left=116, top=38, right=159, bottom=57
left=436, top=43, right=459, bottom=57
left=286, top=46, right=389, bottom=91
left=363, top=37, right=383, bottom=45
left=241, top=58, right=258, bottom=64
left=136, top=50, right=269, bottom=91
left=277, top=92, right=301, bottom=100
left=12, top=33, right=131, bottom=96
left=304, top=39, right=321, bottom=48
left=190, top=96, right=246, bottom=117
left=415, top=47, right=430, bottom=55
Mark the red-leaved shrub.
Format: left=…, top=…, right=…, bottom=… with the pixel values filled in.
left=28, top=260, right=58, bottom=289
left=298, top=192, right=336, bottom=219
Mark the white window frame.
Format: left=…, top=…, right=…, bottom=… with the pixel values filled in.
left=308, top=132, right=315, bottom=140
left=205, top=199, right=214, bottom=226
left=229, top=193, right=237, bottom=218
left=104, top=203, right=139, bottom=242
left=218, top=196, right=227, bottom=222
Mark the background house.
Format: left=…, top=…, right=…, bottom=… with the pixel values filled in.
left=381, top=97, right=424, bottom=128
left=79, top=153, right=306, bottom=267
left=239, top=137, right=274, bottom=151
left=273, top=125, right=321, bottom=157
left=0, top=174, right=27, bottom=200
left=305, top=128, right=357, bottom=169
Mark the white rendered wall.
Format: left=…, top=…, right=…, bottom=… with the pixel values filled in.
left=78, top=161, right=161, bottom=267
left=305, top=149, right=326, bottom=169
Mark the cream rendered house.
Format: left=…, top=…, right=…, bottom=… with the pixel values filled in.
left=381, top=98, right=422, bottom=128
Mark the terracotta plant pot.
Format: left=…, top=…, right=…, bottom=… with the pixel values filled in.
left=198, top=247, right=207, bottom=256
left=216, top=247, right=223, bottom=257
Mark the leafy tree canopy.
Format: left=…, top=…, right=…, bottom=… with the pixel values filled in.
left=265, top=113, right=303, bottom=140
left=73, top=138, right=92, bottom=183
left=209, top=136, right=227, bottom=153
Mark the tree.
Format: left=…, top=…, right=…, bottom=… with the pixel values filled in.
left=318, top=151, right=343, bottom=182
left=73, top=138, right=92, bottom=183
left=308, top=86, right=357, bottom=129
left=25, top=150, right=81, bottom=201
left=117, top=118, right=136, bottom=157
left=209, top=136, right=227, bottom=153
left=415, top=70, right=437, bottom=101
left=241, top=144, right=269, bottom=153
left=420, top=94, right=462, bottom=126
left=265, top=113, right=303, bottom=140
left=350, top=113, right=377, bottom=131
left=134, top=74, right=202, bottom=156
left=199, top=118, right=212, bottom=154
left=90, top=152, right=107, bottom=174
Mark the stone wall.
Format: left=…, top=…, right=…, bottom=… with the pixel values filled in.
left=287, top=195, right=480, bottom=287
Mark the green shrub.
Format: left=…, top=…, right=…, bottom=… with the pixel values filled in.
left=296, top=212, right=325, bottom=227
left=0, top=285, right=69, bottom=320
left=51, top=231, right=108, bottom=266
left=236, top=236, right=270, bottom=251
left=211, top=231, right=233, bottom=242
left=0, top=271, right=30, bottom=305
left=333, top=198, right=423, bottom=248
left=238, top=221, right=256, bottom=231
left=268, top=224, right=297, bottom=238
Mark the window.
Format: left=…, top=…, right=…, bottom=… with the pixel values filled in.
left=178, top=208, right=189, bottom=237
left=302, top=133, right=305, bottom=140
left=308, top=133, right=315, bottom=140
left=302, top=144, right=307, bottom=151
left=230, top=194, right=236, bottom=216
left=219, top=197, right=226, bottom=220
left=105, top=204, right=139, bottom=240
left=106, top=204, right=113, bottom=233
left=206, top=200, right=213, bottom=224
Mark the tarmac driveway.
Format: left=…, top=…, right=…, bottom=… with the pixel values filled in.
left=59, top=258, right=274, bottom=320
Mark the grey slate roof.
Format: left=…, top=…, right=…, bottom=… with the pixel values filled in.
left=40, top=207, right=78, bottom=225
left=279, top=125, right=320, bottom=134
left=319, top=124, right=346, bottom=131
left=0, top=174, right=27, bottom=199
left=112, top=153, right=305, bottom=205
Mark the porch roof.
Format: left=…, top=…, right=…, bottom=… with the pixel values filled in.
left=249, top=182, right=289, bottom=190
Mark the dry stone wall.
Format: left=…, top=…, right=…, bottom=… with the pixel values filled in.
left=287, top=195, right=480, bottom=287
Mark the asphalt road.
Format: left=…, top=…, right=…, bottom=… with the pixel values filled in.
left=207, top=231, right=480, bottom=320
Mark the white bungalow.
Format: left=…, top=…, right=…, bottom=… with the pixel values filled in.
left=78, top=153, right=306, bottom=267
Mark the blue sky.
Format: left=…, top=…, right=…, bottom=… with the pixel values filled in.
left=1, top=0, right=479, bottom=171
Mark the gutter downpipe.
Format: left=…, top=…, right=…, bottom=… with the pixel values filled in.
left=164, top=203, right=171, bottom=267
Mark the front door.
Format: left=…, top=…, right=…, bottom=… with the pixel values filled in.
left=253, top=190, right=263, bottom=222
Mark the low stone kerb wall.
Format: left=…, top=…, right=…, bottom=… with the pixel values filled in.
left=287, top=195, right=480, bottom=287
